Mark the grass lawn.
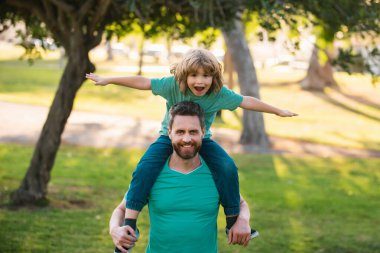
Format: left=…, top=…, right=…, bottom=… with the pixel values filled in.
left=1, top=58, right=379, bottom=152
left=0, top=144, right=379, bottom=253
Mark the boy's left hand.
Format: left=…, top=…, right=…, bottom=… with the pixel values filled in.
left=276, top=110, right=298, bottom=117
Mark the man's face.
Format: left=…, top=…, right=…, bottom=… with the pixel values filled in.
left=169, top=115, right=204, bottom=160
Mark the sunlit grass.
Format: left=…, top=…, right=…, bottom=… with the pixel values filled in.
left=0, top=144, right=379, bottom=253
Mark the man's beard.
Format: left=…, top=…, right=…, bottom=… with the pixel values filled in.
left=172, top=141, right=201, bottom=160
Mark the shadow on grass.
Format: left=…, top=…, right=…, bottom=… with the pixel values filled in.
left=260, top=80, right=303, bottom=88
left=311, top=91, right=380, bottom=122
left=333, top=86, right=380, bottom=111
left=332, top=131, right=380, bottom=154
left=235, top=154, right=380, bottom=253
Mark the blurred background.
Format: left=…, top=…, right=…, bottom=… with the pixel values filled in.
left=0, top=1, right=379, bottom=253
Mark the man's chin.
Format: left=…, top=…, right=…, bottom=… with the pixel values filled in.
left=176, top=148, right=197, bottom=159
left=177, top=151, right=197, bottom=160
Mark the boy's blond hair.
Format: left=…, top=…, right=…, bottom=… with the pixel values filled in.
left=170, top=48, right=223, bottom=94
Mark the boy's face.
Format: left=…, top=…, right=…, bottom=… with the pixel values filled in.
left=186, top=67, right=213, bottom=96
left=168, top=115, right=204, bottom=160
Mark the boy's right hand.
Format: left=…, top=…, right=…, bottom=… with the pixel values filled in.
left=85, top=73, right=108, bottom=86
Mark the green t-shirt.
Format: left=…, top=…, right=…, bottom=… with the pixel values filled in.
left=146, top=156, right=220, bottom=253
left=151, top=76, right=243, bottom=138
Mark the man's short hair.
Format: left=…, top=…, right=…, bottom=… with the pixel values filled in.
left=168, top=101, right=205, bottom=129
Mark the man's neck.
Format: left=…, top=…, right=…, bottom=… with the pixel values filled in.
left=168, top=153, right=201, bottom=174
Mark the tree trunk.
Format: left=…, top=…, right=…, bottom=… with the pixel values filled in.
left=166, top=36, right=172, bottom=62
left=223, top=48, right=235, bottom=89
left=11, top=40, right=95, bottom=205
left=137, top=36, right=145, bottom=75
left=222, top=19, right=270, bottom=148
left=106, top=41, right=113, bottom=61
left=301, top=44, right=337, bottom=91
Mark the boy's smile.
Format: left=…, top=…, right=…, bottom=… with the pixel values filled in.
left=187, top=68, right=213, bottom=96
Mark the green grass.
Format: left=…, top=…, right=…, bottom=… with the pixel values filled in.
left=1, top=59, right=380, bottom=151
left=0, top=144, right=379, bottom=253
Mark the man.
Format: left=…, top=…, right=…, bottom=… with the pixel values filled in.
left=109, top=101, right=257, bottom=253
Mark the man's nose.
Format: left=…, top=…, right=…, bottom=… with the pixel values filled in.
left=183, top=134, right=192, bottom=142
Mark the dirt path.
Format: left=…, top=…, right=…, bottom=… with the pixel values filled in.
left=1, top=100, right=379, bottom=158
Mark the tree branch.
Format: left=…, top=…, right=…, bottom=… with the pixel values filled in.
left=6, top=0, right=39, bottom=10
left=46, top=0, right=74, bottom=13
left=90, top=30, right=103, bottom=50
left=88, top=0, right=112, bottom=36
left=42, top=0, right=62, bottom=34
left=77, top=0, right=94, bottom=25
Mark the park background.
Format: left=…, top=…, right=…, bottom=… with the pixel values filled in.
left=0, top=1, right=379, bottom=253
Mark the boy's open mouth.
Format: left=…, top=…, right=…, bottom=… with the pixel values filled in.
left=194, top=87, right=205, bottom=92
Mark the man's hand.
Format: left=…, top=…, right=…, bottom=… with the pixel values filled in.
left=228, top=216, right=251, bottom=247
left=276, top=109, right=298, bottom=117
left=85, top=73, right=108, bottom=86
left=110, top=225, right=138, bottom=253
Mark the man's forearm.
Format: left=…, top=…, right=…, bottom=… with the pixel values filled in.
left=238, top=195, right=250, bottom=223
left=109, top=201, right=126, bottom=234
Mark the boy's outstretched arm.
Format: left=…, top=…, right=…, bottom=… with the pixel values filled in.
left=239, top=96, right=298, bottom=117
left=86, top=73, right=151, bottom=90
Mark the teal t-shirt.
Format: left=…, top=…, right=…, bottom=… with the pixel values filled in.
left=151, top=76, right=243, bottom=138
left=146, top=156, right=220, bottom=253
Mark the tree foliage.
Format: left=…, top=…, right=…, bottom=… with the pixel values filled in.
left=243, top=0, right=380, bottom=82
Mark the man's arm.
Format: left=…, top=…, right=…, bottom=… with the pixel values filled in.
left=86, top=73, right=151, bottom=90
left=228, top=195, right=252, bottom=247
left=239, top=96, right=297, bottom=117
left=109, top=198, right=138, bottom=253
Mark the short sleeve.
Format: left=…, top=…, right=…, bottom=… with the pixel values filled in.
left=217, top=86, right=243, bottom=111
left=151, top=76, right=176, bottom=97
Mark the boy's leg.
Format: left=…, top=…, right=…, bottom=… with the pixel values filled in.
left=125, top=135, right=173, bottom=211
left=199, top=138, right=240, bottom=222
left=200, top=138, right=259, bottom=239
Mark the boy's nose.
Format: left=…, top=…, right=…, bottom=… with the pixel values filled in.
left=196, top=76, right=205, bottom=82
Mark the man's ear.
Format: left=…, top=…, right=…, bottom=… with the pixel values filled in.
left=201, top=127, right=205, bottom=137
left=168, top=128, right=172, bottom=139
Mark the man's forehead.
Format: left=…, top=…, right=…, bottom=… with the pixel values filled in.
left=172, top=115, right=202, bottom=128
